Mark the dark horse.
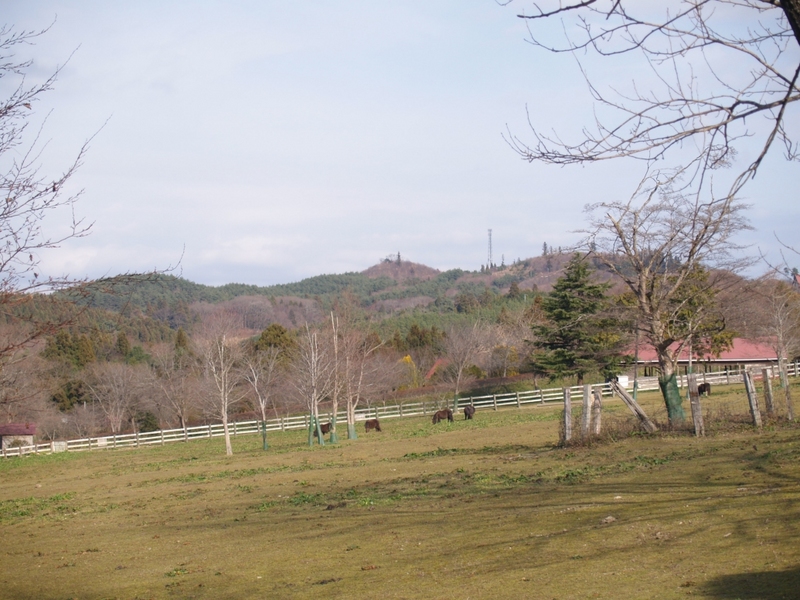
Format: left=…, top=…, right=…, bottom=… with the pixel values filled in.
left=463, top=405, right=476, bottom=420
left=313, top=422, right=332, bottom=438
left=432, top=409, right=453, bottom=424
left=697, top=382, right=711, bottom=396
left=364, top=419, right=382, bottom=432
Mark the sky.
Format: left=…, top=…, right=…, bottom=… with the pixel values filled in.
left=2, top=1, right=798, bottom=287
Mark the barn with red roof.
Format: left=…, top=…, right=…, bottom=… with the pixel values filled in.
left=630, top=338, right=781, bottom=377
left=0, top=423, right=36, bottom=451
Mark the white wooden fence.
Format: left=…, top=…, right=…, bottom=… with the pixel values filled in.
left=2, top=362, right=796, bottom=458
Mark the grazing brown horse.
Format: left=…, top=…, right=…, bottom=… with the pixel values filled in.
left=697, top=382, right=711, bottom=396
left=313, top=422, right=332, bottom=438
left=463, top=405, right=476, bottom=420
left=364, top=419, right=382, bottom=432
left=432, top=409, right=453, bottom=424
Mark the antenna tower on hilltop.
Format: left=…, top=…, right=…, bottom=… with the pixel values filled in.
left=487, top=229, right=493, bottom=268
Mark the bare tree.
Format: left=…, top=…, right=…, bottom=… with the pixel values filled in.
left=503, top=3, right=798, bottom=422
left=337, top=324, right=386, bottom=440
left=0, top=25, right=97, bottom=358
left=84, top=362, right=144, bottom=434
left=441, top=322, right=491, bottom=397
left=242, top=344, right=283, bottom=448
left=290, top=324, right=334, bottom=445
left=0, top=348, right=50, bottom=423
left=759, top=278, right=799, bottom=418
left=196, top=313, right=247, bottom=456
left=149, top=342, right=199, bottom=434
left=491, top=306, right=539, bottom=378
left=586, top=188, right=750, bottom=422
left=504, top=1, right=800, bottom=206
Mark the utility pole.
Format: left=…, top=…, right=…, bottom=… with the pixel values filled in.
left=488, top=229, right=493, bottom=269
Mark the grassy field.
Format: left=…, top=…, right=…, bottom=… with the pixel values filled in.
left=1, top=386, right=799, bottom=600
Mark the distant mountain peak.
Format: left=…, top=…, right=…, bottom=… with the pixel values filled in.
left=362, top=259, right=439, bottom=282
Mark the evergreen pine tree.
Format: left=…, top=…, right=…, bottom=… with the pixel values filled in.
left=532, top=254, right=622, bottom=384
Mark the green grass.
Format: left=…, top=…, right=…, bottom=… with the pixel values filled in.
left=1, top=386, right=799, bottom=599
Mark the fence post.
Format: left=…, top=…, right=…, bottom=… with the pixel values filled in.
left=281, top=417, right=285, bottom=432
left=687, top=374, right=705, bottom=437
left=208, top=424, right=212, bottom=438
left=591, top=387, right=603, bottom=436
left=726, top=368, right=731, bottom=386
left=561, top=387, right=572, bottom=445
left=762, top=368, right=776, bottom=417
left=516, top=392, right=521, bottom=408
left=399, top=403, right=404, bottom=417
left=492, top=394, right=498, bottom=411
left=743, top=369, right=762, bottom=428
left=778, top=357, right=795, bottom=421
left=233, top=421, right=238, bottom=437
left=160, top=430, right=165, bottom=446
left=88, top=437, right=92, bottom=451
left=135, top=430, right=140, bottom=448
left=581, top=385, right=592, bottom=439
left=610, top=381, right=658, bottom=433
left=113, top=434, right=117, bottom=449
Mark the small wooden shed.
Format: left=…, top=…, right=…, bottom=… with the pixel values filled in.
left=0, top=423, right=36, bottom=450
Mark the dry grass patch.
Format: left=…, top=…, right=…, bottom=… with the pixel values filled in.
left=1, top=394, right=799, bottom=599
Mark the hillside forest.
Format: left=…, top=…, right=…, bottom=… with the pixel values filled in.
left=2, top=250, right=797, bottom=451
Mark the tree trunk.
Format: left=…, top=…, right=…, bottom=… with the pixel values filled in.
left=657, top=353, right=685, bottom=423
left=781, top=0, right=800, bottom=47
left=222, top=411, right=232, bottom=456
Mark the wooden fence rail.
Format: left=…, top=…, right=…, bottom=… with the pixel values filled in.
left=2, top=362, right=797, bottom=458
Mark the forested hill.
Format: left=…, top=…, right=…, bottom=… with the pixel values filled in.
left=77, top=272, right=399, bottom=313
left=75, top=254, right=588, bottom=314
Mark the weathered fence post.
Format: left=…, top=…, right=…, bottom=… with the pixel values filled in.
left=687, top=374, right=705, bottom=437
left=208, top=424, right=213, bottom=438
left=135, top=430, right=140, bottom=448
left=591, top=388, right=603, bottom=436
left=762, top=368, right=776, bottom=417
left=581, top=385, right=592, bottom=439
left=726, top=368, right=731, bottom=386
left=492, top=394, right=498, bottom=411
left=516, top=392, right=521, bottom=408
left=113, top=434, right=117, bottom=449
left=160, top=430, right=165, bottom=446
left=233, top=421, right=238, bottom=437
left=399, top=403, right=404, bottom=417
left=610, top=381, right=658, bottom=433
left=561, top=387, right=572, bottom=445
left=779, top=357, right=795, bottom=421
left=743, top=369, right=762, bottom=428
